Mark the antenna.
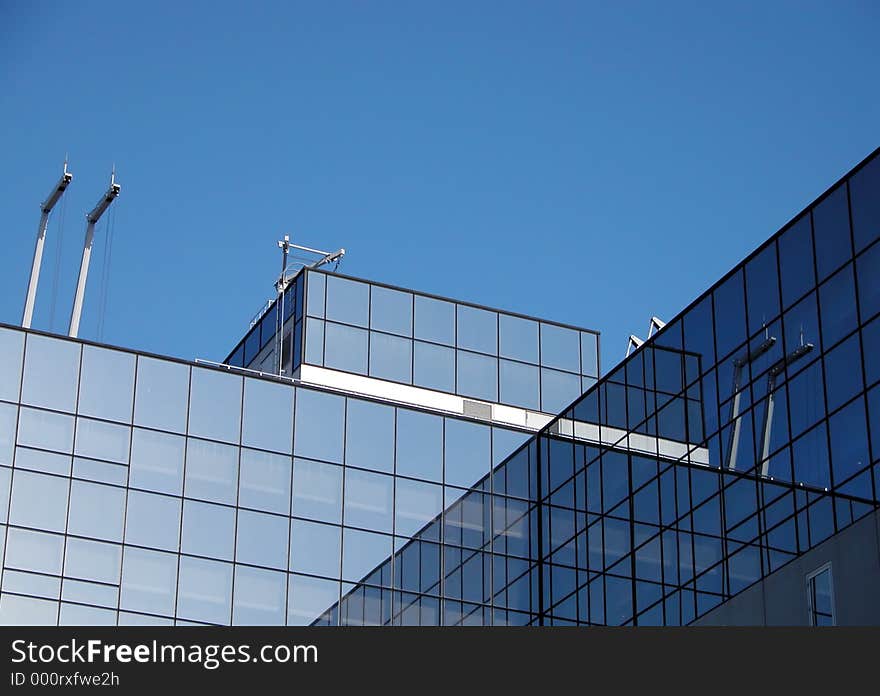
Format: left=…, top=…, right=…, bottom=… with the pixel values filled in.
left=22, top=160, right=73, bottom=328
left=68, top=169, right=121, bottom=338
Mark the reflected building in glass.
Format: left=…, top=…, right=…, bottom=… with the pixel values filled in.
left=1, top=146, right=879, bottom=626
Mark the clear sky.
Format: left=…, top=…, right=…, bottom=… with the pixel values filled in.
left=1, top=1, right=878, bottom=374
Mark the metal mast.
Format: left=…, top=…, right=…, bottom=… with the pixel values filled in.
left=275, top=235, right=291, bottom=375
left=68, top=170, right=121, bottom=338
left=22, top=162, right=73, bottom=328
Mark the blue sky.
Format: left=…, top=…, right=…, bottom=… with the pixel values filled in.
left=1, top=1, right=878, bottom=373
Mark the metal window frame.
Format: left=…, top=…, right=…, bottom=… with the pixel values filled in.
left=805, top=561, right=835, bottom=626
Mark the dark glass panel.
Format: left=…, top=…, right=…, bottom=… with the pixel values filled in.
left=745, top=242, right=781, bottom=337
left=778, top=213, right=815, bottom=310
left=713, top=269, right=747, bottom=361
left=818, top=263, right=858, bottom=349
left=828, top=396, right=870, bottom=489
left=813, top=182, right=853, bottom=282
left=851, top=155, right=880, bottom=253
left=856, top=240, right=880, bottom=321
left=823, top=333, right=863, bottom=413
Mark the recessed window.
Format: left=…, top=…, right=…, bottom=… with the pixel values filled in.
left=806, top=563, right=835, bottom=626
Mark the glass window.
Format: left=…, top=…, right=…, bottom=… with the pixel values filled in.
left=244, top=326, right=261, bottom=366
left=59, top=603, right=116, bottom=626
left=177, top=556, right=232, bottom=625
left=181, top=500, right=235, bottom=561
left=288, top=574, right=339, bottom=626
left=370, top=286, right=413, bottom=336
left=540, top=323, right=580, bottom=372
left=72, top=457, right=125, bottom=486
left=5, top=527, right=64, bottom=574
left=17, top=407, right=74, bottom=453
left=396, top=409, right=442, bottom=481
left=457, top=350, right=498, bottom=402
left=792, top=422, right=830, bottom=490
left=188, top=368, right=242, bottom=444
left=125, top=490, right=181, bottom=551
left=0, top=595, right=58, bottom=625
left=395, top=478, right=442, bottom=538
left=444, top=419, right=491, bottom=489
left=68, top=480, right=125, bottom=542
left=414, top=296, right=455, bottom=345
left=325, top=276, right=369, bottom=327
left=369, top=332, right=412, bottom=383
left=342, top=528, right=392, bottom=583
left=304, top=317, right=325, bottom=365
left=541, top=368, right=582, bottom=414
left=21, top=334, right=80, bottom=412
left=0, top=327, right=24, bottom=402
left=134, top=357, right=190, bottom=434
left=581, top=332, right=599, bottom=378
left=242, top=378, right=294, bottom=454
left=129, top=428, right=184, bottom=495
left=863, top=316, right=880, bottom=387
left=492, top=427, right=531, bottom=467
left=236, top=509, right=288, bottom=570
left=813, top=183, right=853, bottom=282
left=456, top=305, right=497, bottom=355
left=0, top=403, right=13, bottom=468
left=239, top=448, right=291, bottom=515
left=499, top=315, right=539, bottom=363
left=713, top=270, right=747, bottom=361
left=823, top=334, right=863, bottom=413
left=74, top=418, right=130, bottom=464
left=294, top=389, right=344, bottom=464
left=292, top=458, right=342, bottom=523
left=819, top=263, right=858, bottom=349
left=786, top=360, right=825, bottom=438
left=184, top=438, right=238, bottom=505
left=745, top=242, right=780, bottom=337
left=413, top=342, right=455, bottom=393
left=499, top=360, right=539, bottom=410
left=856, top=241, right=880, bottom=322
left=306, top=270, right=326, bottom=318
left=806, top=564, right=835, bottom=626
left=783, top=291, right=821, bottom=360
left=324, top=322, right=368, bottom=374
left=778, top=214, right=816, bottom=309
left=851, top=156, right=880, bottom=253
left=232, top=565, right=286, bottom=625
left=343, top=468, right=393, bottom=533
left=9, top=470, right=68, bottom=532
left=0, top=465, right=10, bottom=519
left=64, top=537, right=120, bottom=584
left=344, top=398, right=394, bottom=473
left=829, top=396, right=869, bottom=489
left=120, top=547, right=177, bottom=617
left=289, top=518, right=341, bottom=577
left=78, top=346, right=135, bottom=422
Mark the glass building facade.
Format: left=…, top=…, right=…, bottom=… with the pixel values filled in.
left=0, top=146, right=877, bottom=626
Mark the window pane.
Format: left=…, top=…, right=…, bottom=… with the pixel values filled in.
left=457, top=350, right=497, bottom=402
left=290, top=518, right=341, bottom=577
left=5, top=527, right=64, bottom=574
left=288, top=574, right=339, bottom=626
left=125, top=490, right=181, bottom=551
left=242, top=378, right=294, bottom=454
left=325, top=276, right=369, bottom=327
left=134, top=357, right=189, bottom=434
left=343, top=468, right=393, bottom=533
left=239, top=448, right=291, bottom=514
left=121, top=547, right=177, bottom=616
left=292, top=458, right=342, bottom=523
left=78, top=346, right=135, bottom=422
left=581, top=332, right=599, bottom=378
left=345, top=398, right=393, bottom=472
left=0, top=403, right=13, bottom=467
left=324, top=322, right=368, bottom=374
left=829, top=396, right=869, bottom=489
left=236, top=509, right=288, bottom=570
left=64, top=537, right=120, bottom=584
left=444, top=419, right=491, bottom=489
left=414, top=296, right=455, bottom=345
left=177, top=556, right=232, bottom=625
left=371, top=286, right=413, bottom=336
left=68, top=480, right=125, bottom=542
left=181, top=500, right=235, bottom=561
left=294, top=389, right=344, bottom=464
left=456, top=305, right=497, bottom=355
left=823, top=334, right=863, bottom=413
left=21, top=334, right=80, bottom=412
left=813, top=183, right=853, bottom=282
left=395, top=478, right=442, bottom=538
left=413, top=341, right=454, bottom=393
left=0, top=595, right=57, bottom=625
left=188, top=368, right=242, bottom=444
left=232, top=565, right=286, bottom=625
left=74, top=418, right=130, bottom=464
left=819, top=264, right=857, bottom=348
left=306, top=270, right=325, bottom=318
left=713, top=270, right=747, bottom=360
left=540, top=323, right=580, bottom=372
left=342, top=528, right=392, bottom=582
left=745, top=242, right=780, bottom=336
left=369, top=332, right=412, bottom=383
left=792, top=422, right=830, bottom=490
left=130, top=428, right=184, bottom=495
left=17, top=407, right=73, bottom=453
left=856, top=241, right=880, bottom=322
left=396, top=410, right=442, bottom=481
left=0, top=327, right=24, bottom=402
left=499, top=360, right=539, bottom=410
left=9, top=470, right=68, bottom=532
left=304, top=317, right=324, bottom=365
left=851, top=156, right=880, bottom=253
left=184, top=438, right=238, bottom=505
left=499, top=315, right=539, bottom=363
left=541, top=368, right=581, bottom=414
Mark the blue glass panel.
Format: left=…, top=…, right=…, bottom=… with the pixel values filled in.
left=444, top=418, right=491, bottom=489
left=395, top=478, right=443, bottom=538
left=238, top=448, right=291, bottom=515
left=457, top=350, right=497, bottom=402
left=370, top=286, right=413, bottom=336
left=181, top=500, right=235, bottom=561
left=294, top=389, right=344, bottom=464
left=499, top=315, right=539, bottom=363
left=823, top=334, right=863, bottom=413
left=17, top=407, right=73, bottom=453
left=342, top=528, right=393, bottom=582
left=9, top=470, right=68, bottom=532
left=829, top=396, right=869, bottom=488
left=813, top=182, right=852, bottom=282
left=125, top=490, right=181, bottom=551
left=232, top=566, right=286, bottom=625
left=68, top=479, right=125, bottom=542
left=236, top=509, right=288, bottom=569
left=304, top=317, right=324, bottom=365
left=792, top=422, right=830, bottom=490
left=819, top=263, right=857, bottom=349
left=456, top=305, right=497, bottom=355
left=177, top=556, right=232, bottom=625
left=184, top=438, right=238, bottom=505
left=413, top=341, right=454, bottom=393
left=396, top=409, right=442, bottom=481
left=851, top=156, right=880, bottom=253
left=744, top=242, right=780, bottom=336
left=188, top=368, right=242, bottom=444
left=134, top=357, right=190, bottom=434
left=292, top=458, right=342, bottom=523
left=21, top=334, right=80, bottom=413
left=414, top=296, right=455, bottom=346
left=580, top=332, right=599, bottom=378
left=288, top=574, right=339, bottom=626
left=345, top=398, right=394, bottom=473
left=343, top=468, right=393, bottom=533
left=541, top=368, right=581, bottom=414
left=778, top=214, right=815, bottom=309
left=290, top=519, right=341, bottom=577
left=540, top=324, right=580, bottom=372
left=325, top=276, right=369, bottom=327
left=369, top=332, right=412, bottom=383
left=713, top=269, right=747, bottom=361
left=120, top=547, right=177, bottom=617
left=856, top=240, right=880, bottom=321
left=306, top=271, right=325, bottom=318
left=0, top=327, right=24, bottom=402
left=242, top=378, right=294, bottom=454
left=499, top=360, right=539, bottom=410
left=324, top=322, right=368, bottom=374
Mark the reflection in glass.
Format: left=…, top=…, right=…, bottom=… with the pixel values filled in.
left=444, top=418, right=491, bottom=489
left=499, top=315, right=539, bottom=363
left=121, top=547, right=178, bottom=616
left=370, top=286, right=413, bottom=336
left=294, top=389, right=344, bottom=464
left=232, top=565, right=286, bottom=625
left=288, top=574, right=339, bottom=626
left=324, top=322, right=368, bottom=374
left=177, top=556, right=232, bottom=625
left=21, top=334, right=80, bottom=413
left=369, top=332, right=412, bottom=383
left=413, top=342, right=455, bottom=393
left=414, top=296, right=455, bottom=345
left=457, top=350, right=497, bottom=402
left=188, top=368, right=242, bottom=444
left=185, top=438, right=238, bottom=505
left=396, top=409, right=442, bottom=481
left=540, top=323, right=580, bottom=373
left=394, top=478, right=442, bottom=538
left=9, top=470, right=68, bottom=532
left=499, top=360, right=539, bottom=410
left=238, top=448, right=291, bottom=515
left=17, top=408, right=74, bottom=453
left=75, top=418, right=130, bottom=465
left=290, top=519, right=341, bottom=577
left=456, top=305, right=497, bottom=355
left=78, top=346, right=135, bottom=423
left=125, top=490, right=181, bottom=551
left=68, top=480, right=125, bottom=542
left=345, top=398, right=393, bottom=473
left=236, top=509, right=288, bottom=569
left=181, top=500, right=235, bottom=561
left=343, top=468, right=393, bottom=533
left=325, top=276, right=369, bottom=327
left=342, top=528, right=392, bottom=582
left=130, top=428, right=184, bottom=495
left=242, top=378, right=294, bottom=455
left=134, top=357, right=190, bottom=434
left=292, top=459, right=342, bottom=523
left=813, top=183, right=852, bottom=282
left=306, top=270, right=326, bottom=318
